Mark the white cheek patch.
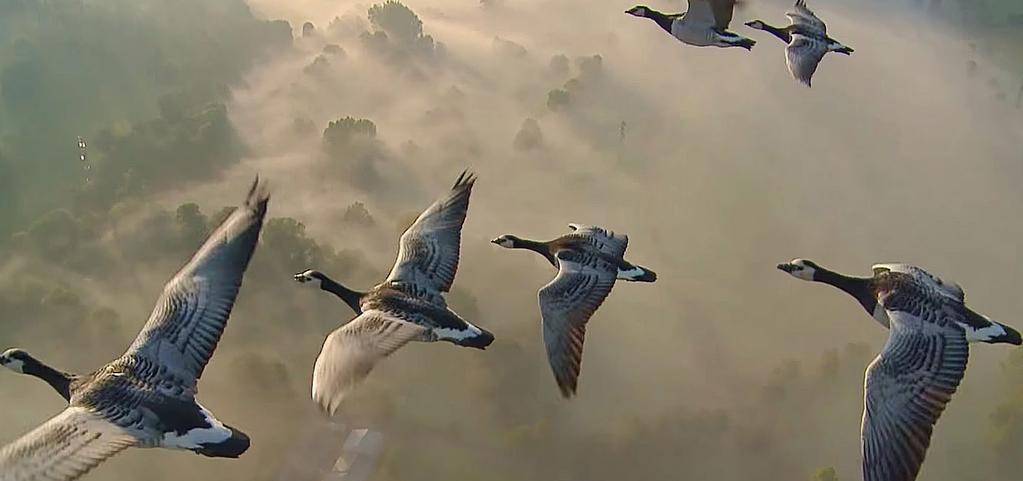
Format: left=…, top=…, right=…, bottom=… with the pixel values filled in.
left=3, top=359, right=25, bottom=373
left=793, top=268, right=814, bottom=281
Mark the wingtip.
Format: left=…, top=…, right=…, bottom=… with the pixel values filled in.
left=245, top=175, right=271, bottom=212
left=558, top=381, right=577, bottom=399
left=453, top=169, right=477, bottom=191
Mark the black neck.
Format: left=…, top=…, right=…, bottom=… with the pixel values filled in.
left=318, top=275, right=366, bottom=314
left=758, top=22, right=791, bottom=43
left=814, top=268, right=876, bottom=315
left=515, top=238, right=558, bottom=267
left=645, top=10, right=676, bottom=34
left=24, top=359, right=75, bottom=401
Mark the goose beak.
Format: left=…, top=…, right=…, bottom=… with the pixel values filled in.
left=777, top=263, right=797, bottom=273
left=490, top=238, right=500, bottom=244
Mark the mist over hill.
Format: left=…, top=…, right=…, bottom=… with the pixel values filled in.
left=0, top=1, right=1021, bottom=480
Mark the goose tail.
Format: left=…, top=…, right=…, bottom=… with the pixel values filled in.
left=967, top=310, right=1022, bottom=345
left=987, top=321, right=1022, bottom=346
left=732, top=37, right=756, bottom=50
left=197, top=425, right=250, bottom=458
left=718, top=31, right=756, bottom=50
left=438, top=321, right=495, bottom=350
left=618, top=264, right=657, bottom=282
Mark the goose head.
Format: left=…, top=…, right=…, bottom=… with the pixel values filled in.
left=0, top=348, right=33, bottom=374
left=490, top=234, right=524, bottom=249
left=625, top=5, right=653, bottom=18
left=776, top=258, right=820, bottom=282
left=744, top=19, right=767, bottom=30
left=294, top=269, right=326, bottom=284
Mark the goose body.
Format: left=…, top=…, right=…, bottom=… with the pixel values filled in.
left=745, top=0, right=852, bottom=86
left=294, top=171, right=492, bottom=415
left=777, top=259, right=1021, bottom=481
left=626, top=1, right=755, bottom=50
left=491, top=224, right=657, bottom=397
left=0, top=179, right=269, bottom=481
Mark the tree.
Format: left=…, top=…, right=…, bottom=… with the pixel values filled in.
left=342, top=202, right=375, bottom=227
left=549, top=54, right=569, bottom=76
left=323, top=116, right=378, bottom=152
left=175, top=203, right=208, bottom=248
left=547, top=89, right=570, bottom=111
left=368, top=0, right=423, bottom=46
left=811, top=467, right=839, bottom=481
left=513, top=118, right=543, bottom=150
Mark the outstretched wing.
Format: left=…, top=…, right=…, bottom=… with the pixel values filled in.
left=682, top=0, right=717, bottom=29
left=861, top=309, right=968, bottom=481
left=0, top=407, right=137, bottom=481
left=786, top=0, right=827, bottom=34
left=567, top=224, right=628, bottom=259
left=386, top=171, right=475, bottom=294
left=125, top=179, right=270, bottom=385
left=786, top=35, right=827, bottom=87
left=312, top=310, right=428, bottom=415
left=538, top=249, right=618, bottom=398
left=709, top=0, right=740, bottom=30
left=872, top=263, right=965, bottom=303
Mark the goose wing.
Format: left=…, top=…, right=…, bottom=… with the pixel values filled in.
left=312, top=310, right=429, bottom=415
left=872, top=264, right=965, bottom=303
left=684, top=0, right=738, bottom=30
left=709, top=0, right=739, bottom=30
left=786, top=0, right=826, bottom=34
left=786, top=34, right=827, bottom=87
left=861, top=308, right=968, bottom=481
left=0, top=407, right=137, bottom=481
left=385, top=171, right=475, bottom=295
left=539, top=249, right=618, bottom=397
left=681, top=0, right=717, bottom=29
left=567, top=224, right=628, bottom=258
left=125, top=179, right=269, bottom=384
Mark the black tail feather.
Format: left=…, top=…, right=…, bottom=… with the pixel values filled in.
left=197, top=425, right=250, bottom=458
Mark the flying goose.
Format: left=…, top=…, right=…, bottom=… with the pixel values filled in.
left=625, top=1, right=756, bottom=50
left=0, top=179, right=270, bottom=481
left=745, top=0, right=852, bottom=86
left=294, top=171, right=493, bottom=415
left=777, top=259, right=1021, bottom=481
left=491, top=224, right=657, bottom=397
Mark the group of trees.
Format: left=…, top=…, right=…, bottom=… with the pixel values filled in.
left=0, top=0, right=292, bottom=237
left=361, top=0, right=443, bottom=62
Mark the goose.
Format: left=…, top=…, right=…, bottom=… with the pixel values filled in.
left=745, top=0, right=852, bottom=87
left=491, top=224, right=657, bottom=397
left=625, top=1, right=756, bottom=50
left=0, top=179, right=270, bottom=481
left=777, top=259, right=1021, bottom=481
left=294, top=171, right=493, bottom=415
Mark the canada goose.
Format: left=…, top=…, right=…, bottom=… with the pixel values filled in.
left=491, top=224, right=657, bottom=397
left=294, top=171, right=493, bottom=415
left=745, top=0, right=852, bottom=86
left=625, top=1, right=756, bottom=50
left=0, top=179, right=269, bottom=481
left=777, top=259, right=1021, bottom=481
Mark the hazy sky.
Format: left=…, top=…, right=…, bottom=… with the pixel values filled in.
left=1, top=0, right=1021, bottom=480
